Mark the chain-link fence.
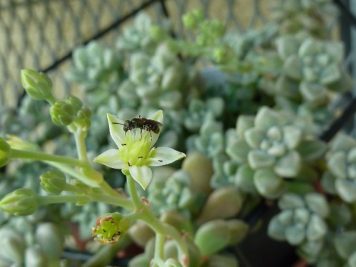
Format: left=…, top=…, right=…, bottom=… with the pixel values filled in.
left=0, top=0, right=289, bottom=108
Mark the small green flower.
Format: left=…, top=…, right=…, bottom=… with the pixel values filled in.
left=92, top=213, right=129, bottom=244
left=94, top=110, right=186, bottom=189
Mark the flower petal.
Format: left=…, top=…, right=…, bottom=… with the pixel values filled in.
left=94, top=149, right=126, bottom=169
left=107, top=113, right=126, bottom=147
left=148, top=110, right=163, bottom=124
left=149, top=147, right=186, bottom=166
left=129, top=166, right=152, bottom=190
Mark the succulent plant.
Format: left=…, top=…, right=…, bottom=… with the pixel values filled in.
left=272, top=0, right=338, bottom=37
left=322, top=133, right=356, bottom=202
left=226, top=106, right=326, bottom=198
left=116, top=13, right=164, bottom=53
left=148, top=170, right=202, bottom=216
left=268, top=193, right=329, bottom=250
left=67, top=42, right=124, bottom=94
left=274, top=35, right=351, bottom=106
left=184, top=97, right=224, bottom=132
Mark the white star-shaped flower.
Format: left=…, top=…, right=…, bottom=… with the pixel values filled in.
left=94, top=110, right=185, bottom=190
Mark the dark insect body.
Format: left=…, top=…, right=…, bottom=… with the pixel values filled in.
left=113, top=116, right=162, bottom=134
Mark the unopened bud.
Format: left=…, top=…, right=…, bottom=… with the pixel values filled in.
left=40, top=170, right=66, bottom=194
left=50, top=100, right=76, bottom=126
left=0, top=188, right=38, bottom=216
left=21, top=69, right=53, bottom=101
left=0, top=138, right=10, bottom=167
left=92, top=213, right=128, bottom=244
left=74, top=107, right=91, bottom=130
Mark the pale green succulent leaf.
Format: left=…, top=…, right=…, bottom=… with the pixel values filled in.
left=254, top=168, right=284, bottom=198
left=244, top=128, right=264, bottom=149
left=305, top=193, right=329, bottom=218
left=285, top=224, right=305, bottom=245
left=306, top=214, right=327, bottom=241
left=255, top=107, right=278, bottom=130
left=335, top=179, right=356, bottom=203
left=226, top=139, right=250, bottom=163
left=236, top=116, right=254, bottom=137
left=248, top=150, right=275, bottom=169
left=320, top=64, right=341, bottom=85
left=297, top=140, right=326, bottom=161
left=279, top=193, right=304, bottom=209
left=284, top=55, right=302, bottom=80
left=328, top=152, right=347, bottom=179
left=283, top=126, right=302, bottom=149
left=334, top=231, right=356, bottom=259
left=274, top=151, right=301, bottom=177
left=235, top=164, right=257, bottom=193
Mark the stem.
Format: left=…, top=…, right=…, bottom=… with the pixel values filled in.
left=38, top=194, right=90, bottom=205
left=74, top=129, right=88, bottom=162
left=154, top=233, right=165, bottom=261
left=10, top=149, right=87, bottom=167
left=49, top=162, right=133, bottom=210
left=83, top=234, right=132, bottom=267
left=125, top=173, right=188, bottom=266
left=126, top=174, right=141, bottom=209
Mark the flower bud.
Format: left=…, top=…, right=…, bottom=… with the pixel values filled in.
left=197, top=187, right=243, bottom=224
left=92, top=213, right=129, bottom=244
left=21, top=69, right=53, bottom=101
left=74, top=107, right=91, bottom=130
left=66, top=95, right=82, bottom=114
left=0, top=138, right=10, bottom=168
left=194, top=220, right=230, bottom=256
left=50, top=100, right=76, bottom=126
left=128, top=221, right=155, bottom=247
left=0, top=188, right=38, bottom=216
left=40, top=170, right=66, bottom=194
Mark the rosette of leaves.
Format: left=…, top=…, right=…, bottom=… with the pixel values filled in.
left=275, top=35, right=351, bottom=106
left=116, top=13, right=164, bottom=53
left=147, top=170, right=202, bottom=216
left=322, top=133, right=356, bottom=203
left=226, top=107, right=326, bottom=198
left=272, top=0, right=338, bottom=37
left=268, top=193, right=329, bottom=251
left=120, top=44, right=186, bottom=110
left=0, top=222, right=64, bottom=267
left=67, top=42, right=124, bottom=97
left=184, top=97, right=224, bottom=132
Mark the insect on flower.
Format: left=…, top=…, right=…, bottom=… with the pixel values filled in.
left=113, top=116, right=162, bottom=134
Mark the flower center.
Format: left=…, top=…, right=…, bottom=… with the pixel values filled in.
left=118, top=131, right=156, bottom=166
